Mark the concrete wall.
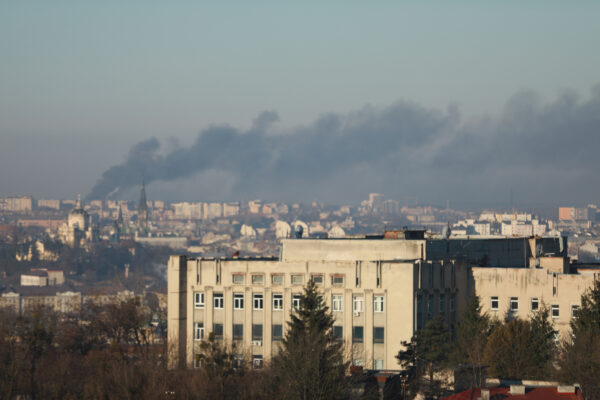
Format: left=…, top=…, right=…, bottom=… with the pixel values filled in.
left=472, top=267, right=596, bottom=339
left=280, top=239, right=424, bottom=262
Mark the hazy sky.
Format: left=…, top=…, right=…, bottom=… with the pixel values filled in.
left=1, top=2, right=599, bottom=205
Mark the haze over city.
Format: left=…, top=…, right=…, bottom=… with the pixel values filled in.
left=2, top=1, right=600, bottom=206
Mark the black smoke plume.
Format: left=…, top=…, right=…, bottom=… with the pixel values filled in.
left=88, top=86, right=600, bottom=205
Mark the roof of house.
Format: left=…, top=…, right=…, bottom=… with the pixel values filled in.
left=442, top=386, right=583, bottom=400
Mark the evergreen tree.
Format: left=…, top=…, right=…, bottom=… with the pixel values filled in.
left=361, top=374, right=380, bottom=400
left=396, top=315, right=453, bottom=399
left=383, top=375, right=404, bottom=400
left=452, top=295, right=491, bottom=388
left=272, top=280, right=349, bottom=400
left=484, top=311, right=555, bottom=380
left=558, top=279, right=600, bottom=399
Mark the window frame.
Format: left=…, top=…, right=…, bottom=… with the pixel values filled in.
left=233, top=324, right=243, bottom=340
left=571, top=304, right=580, bottom=319
left=531, top=297, right=539, bottom=312
left=194, top=322, right=204, bottom=341
left=214, top=293, right=224, bottom=309
left=232, top=273, right=245, bottom=285
left=373, top=327, right=384, bottom=344
left=271, top=274, right=284, bottom=285
left=272, top=324, right=283, bottom=341
left=252, top=324, right=263, bottom=341
left=332, top=294, right=343, bottom=312
left=311, top=274, right=324, bottom=285
left=510, top=297, right=519, bottom=312
left=291, top=274, right=304, bottom=286
left=253, top=293, right=264, bottom=310
left=352, top=326, right=364, bottom=343
left=353, top=295, right=364, bottom=313
left=292, top=294, right=302, bottom=310
left=551, top=304, right=560, bottom=319
left=194, top=292, right=205, bottom=309
left=251, top=274, right=264, bottom=285
left=490, top=296, right=499, bottom=311
left=333, top=326, right=343, bottom=341
left=272, top=293, right=283, bottom=310
left=374, top=295, right=384, bottom=313
left=233, top=293, right=244, bottom=310
left=213, top=323, right=224, bottom=339
left=331, top=274, right=345, bottom=287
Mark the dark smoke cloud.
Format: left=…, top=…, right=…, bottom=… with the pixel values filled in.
left=88, top=86, right=600, bottom=205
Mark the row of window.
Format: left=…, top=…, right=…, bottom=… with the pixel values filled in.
left=194, top=322, right=385, bottom=344
left=231, top=273, right=346, bottom=287
left=195, top=354, right=384, bottom=371
left=489, top=296, right=580, bottom=318
left=194, top=292, right=385, bottom=313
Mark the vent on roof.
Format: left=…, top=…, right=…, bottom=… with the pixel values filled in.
left=480, top=388, right=490, bottom=400
left=557, top=385, right=575, bottom=394
left=509, top=385, right=525, bottom=395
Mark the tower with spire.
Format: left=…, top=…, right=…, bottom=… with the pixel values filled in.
left=137, top=179, right=150, bottom=230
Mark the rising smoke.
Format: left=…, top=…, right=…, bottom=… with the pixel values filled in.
left=88, top=85, right=600, bottom=205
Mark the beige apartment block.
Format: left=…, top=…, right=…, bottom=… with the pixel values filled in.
left=473, top=266, right=597, bottom=339
left=168, top=234, right=575, bottom=370
left=168, top=248, right=470, bottom=369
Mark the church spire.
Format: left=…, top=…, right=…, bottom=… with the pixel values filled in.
left=76, top=194, right=82, bottom=210
left=137, top=179, right=149, bottom=228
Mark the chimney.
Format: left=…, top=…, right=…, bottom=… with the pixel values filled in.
left=510, top=385, right=525, bottom=395
left=481, top=388, right=490, bottom=400
left=557, top=385, right=575, bottom=394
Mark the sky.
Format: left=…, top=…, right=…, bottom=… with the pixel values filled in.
left=1, top=1, right=600, bottom=206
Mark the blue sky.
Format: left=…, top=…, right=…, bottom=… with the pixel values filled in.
left=1, top=1, right=599, bottom=203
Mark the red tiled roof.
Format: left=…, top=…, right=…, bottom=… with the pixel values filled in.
left=443, top=387, right=583, bottom=400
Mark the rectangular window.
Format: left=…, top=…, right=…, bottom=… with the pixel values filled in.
left=213, top=323, right=223, bottom=339
left=251, top=274, right=264, bottom=285
left=272, top=324, right=283, bottom=341
left=273, top=293, right=283, bottom=310
left=271, top=274, right=283, bottom=285
left=332, top=294, right=343, bottom=312
left=331, top=274, right=345, bottom=286
left=292, top=294, right=302, bottom=310
left=194, top=322, right=204, bottom=341
left=510, top=297, right=519, bottom=312
left=233, top=293, right=244, bottom=310
left=450, top=294, right=456, bottom=314
left=252, top=355, right=263, bottom=369
left=252, top=324, right=263, bottom=340
left=194, top=292, right=205, bottom=309
left=373, top=327, right=384, bottom=343
left=253, top=293, right=264, bottom=310
left=233, top=324, right=243, bottom=340
left=531, top=298, right=539, bottom=312
left=353, top=296, right=364, bottom=313
left=490, top=296, right=499, bottom=311
left=311, top=274, right=324, bottom=285
left=353, top=358, right=364, bottom=367
left=333, top=326, right=343, bottom=341
left=352, top=326, right=364, bottom=343
left=374, top=359, right=384, bottom=370
left=374, top=295, right=384, bottom=313
left=552, top=304, right=560, bottom=318
left=291, top=274, right=304, bottom=285
left=232, top=274, right=244, bottom=284
left=572, top=305, right=580, bottom=319
left=214, top=293, right=224, bottom=309
left=439, top=294, right=446, bottom=315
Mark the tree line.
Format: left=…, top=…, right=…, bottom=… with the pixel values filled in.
left=397, top=279, right=600, bottom=399
left=1, top=279, right=599, bottom=399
